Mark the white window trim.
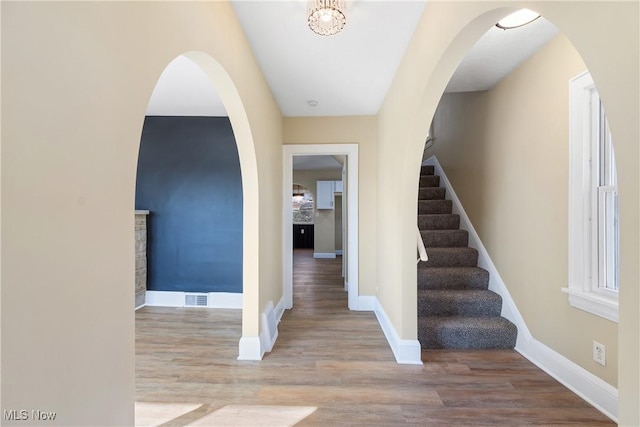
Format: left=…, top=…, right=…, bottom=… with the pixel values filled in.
left=562, top=70, right=618, bottom=323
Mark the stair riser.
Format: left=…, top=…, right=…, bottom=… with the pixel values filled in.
left=420, top=165, right=435, bottom=175
left=421, top=230, right=468, bottom=247
left=418, top=268, right=489, bottom=290
left=418, top=295, right=502, bottom=317
left=419, top=175, right=440, bottom=187
left=418, top=187, right=446, bottom=200
left=418, top=200, right=452, bottom=215
left=418, top=214, right=460, bottom=230
left=418, top=324, right=517, bottom=349
left=421, top=248, right=478, bottom=267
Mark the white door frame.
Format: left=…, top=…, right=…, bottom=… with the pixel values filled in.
left=283, top=144, right=359, bottom=310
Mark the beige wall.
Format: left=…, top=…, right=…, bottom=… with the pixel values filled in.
left=1, top=2, right=282, bottom=425
left=292, top=169, right=342, bottom=255
left=425, top=34, right=618, bottom=386
left=284, top=116, right=378, bottom=296
left=378, top=1, right=638, bottom=423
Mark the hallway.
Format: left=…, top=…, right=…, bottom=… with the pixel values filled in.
left=135, top=249, right=612, bottom=426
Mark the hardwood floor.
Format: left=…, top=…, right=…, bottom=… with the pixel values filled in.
left=136, top=249, right=613, bottom=426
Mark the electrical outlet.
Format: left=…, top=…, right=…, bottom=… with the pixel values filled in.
left=593, top=341, right=606, bottom=366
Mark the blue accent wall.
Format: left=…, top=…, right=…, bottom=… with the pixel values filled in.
left=135, top=116, right=242, bottom=293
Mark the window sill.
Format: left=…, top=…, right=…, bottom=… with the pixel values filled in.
left=561, top=287, right=618, bottom=323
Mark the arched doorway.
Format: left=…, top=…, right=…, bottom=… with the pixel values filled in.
left=395, top=4, right=637, bottom=422
left=135, top=52, right=260, bottom=359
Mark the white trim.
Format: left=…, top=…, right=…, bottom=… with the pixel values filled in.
left=145, top=290, right=242, bottom=309
left=274, top=294, right=287, bottom=322
left=355, top=295, right=376, bottom=311
left=561, top=288, right=618, bottom=323
left=283, top=144, right=359, bottom=311
left=238, top=336, right=263, bottom=361
left=567, top=70, right=619, bottom=322
left=209, top=292, right=243, bottom=309
left=134, top=210, right=150, bottom=215
left=313, top=252, right=336, bottom=259
left=373, top=298, right=422, bottom=365
left=517, top=334, right=618, bottom=422
left=260, top=301, right=278, bottom=353
left=145, top=290, right=184, bottom=307
left=424, top=155, right=618, bottom=421
left=135, top=304, right=145, bottom=311
left=335, top=250, right=343, bottom=255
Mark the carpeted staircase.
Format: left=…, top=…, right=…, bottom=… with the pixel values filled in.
left=417, top=165, right=517, bottom=349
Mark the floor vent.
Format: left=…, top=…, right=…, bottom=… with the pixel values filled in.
left=185, top=293, right=208, bottom=307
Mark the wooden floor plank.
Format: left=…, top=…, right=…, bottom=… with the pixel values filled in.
left=136, top=249, right=613, bottom=426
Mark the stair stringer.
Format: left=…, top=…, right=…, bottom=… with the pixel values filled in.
left=422, top=156, right=618, bottom=422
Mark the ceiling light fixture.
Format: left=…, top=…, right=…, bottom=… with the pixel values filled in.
left=308, top=0, right=346, bottom=36
left=496, top=9, right=541, bottom=30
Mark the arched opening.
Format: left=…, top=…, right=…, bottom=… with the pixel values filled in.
left=402, top=6, right=629, bottom=421
left=134, top=52, right=260, bottom=359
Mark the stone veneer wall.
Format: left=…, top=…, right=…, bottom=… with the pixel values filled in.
left=135, top=211, right=149, bottom=308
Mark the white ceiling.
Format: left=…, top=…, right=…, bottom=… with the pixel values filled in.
left=146, top=2, right=559, bottom=117
left=446, top=17, right=559, bottom=92
left=146, top=55, right=227, bottom=117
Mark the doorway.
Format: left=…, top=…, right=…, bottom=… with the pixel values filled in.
left=283, top=144, right=359, bottom=310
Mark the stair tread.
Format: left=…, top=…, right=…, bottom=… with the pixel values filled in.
left=418, top=289, right=500, bottom=299
left=418, top=316, right=517, bottom=349
left=420, top=229, right=468, bottom=248
left=418, top=290, right=502, bottom=317
left=418, top=214, right=460, bottom=231
left=418, top=200, right=452, bottom=214
left=418, top=267, right=489, bottom=290
left=420, top=247, right=478, bottom=268
left=419, top=315, right=515, bottom=327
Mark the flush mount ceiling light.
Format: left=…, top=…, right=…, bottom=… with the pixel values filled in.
left=308, top=0, right=346, bottom=36
left=496, top=9, right=541, bottom=30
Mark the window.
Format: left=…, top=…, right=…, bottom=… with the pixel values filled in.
left=292, top=184, right=314, bottom=224
left=563, top=71, right=619, bottom=322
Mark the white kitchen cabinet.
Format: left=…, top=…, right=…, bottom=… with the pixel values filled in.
left=316, top=180, right=335, bottom=209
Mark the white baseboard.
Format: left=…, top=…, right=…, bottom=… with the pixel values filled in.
left=145, top=290, right=242, bottom=309
left=313, top=252, right=336, bottom=259
left=374, top=298, right=422, bottom=365
left=238, top=336, right=263, bottom=361
left=209, top=292, right=243, bottom=309
left=423, top=155, right=618, bottom=421
left=335, top=250, right=343, bottom=255
left=517, top=335, right=617, bottom=422
left=238, top=299, right=283, bottom=361
left=275, top=294, right=287, bottom=322
left=135, top=304, right=145, bottom=311
left=260, top=301, right=279, bottom=353
left=355, top=295, right=376, bottom=311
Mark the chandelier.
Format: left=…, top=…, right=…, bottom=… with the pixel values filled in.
left=308, top=0, right=346, bottom=36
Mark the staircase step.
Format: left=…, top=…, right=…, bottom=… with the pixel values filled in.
left=419, top=175, right=440, bottom=187
left=418, top=316, right=517, bottom=349
left=420, top=165, right=435, bottom=175
left=421, top=230, right=468, bottom=247
left=418, top=187, right=446, bottom=200
left=418, top=214, right=460, bottom=230
left=418, top=267, right=489, bottom=290
left=420, top=247, right=478, bottom=267
left=418, top=200, right=452, bottom=215
left=418, top=290, right=502, bottom=317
